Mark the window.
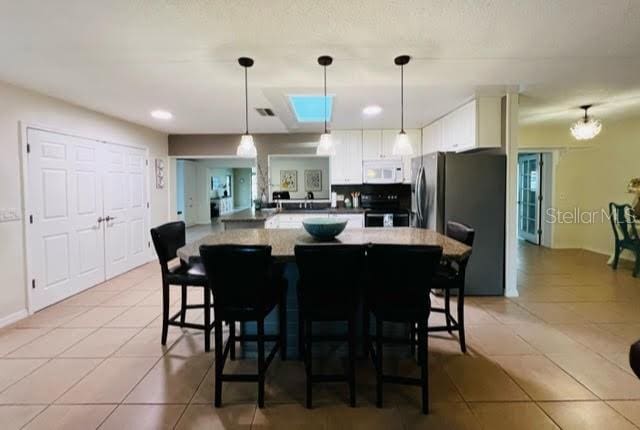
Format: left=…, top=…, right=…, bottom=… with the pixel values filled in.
left=288, top=95, right=334, bottom=122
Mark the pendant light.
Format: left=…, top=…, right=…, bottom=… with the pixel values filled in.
left=392, top=55, right=414, bottom=156
left=570, top=104, right=602, bottom=141
left=236, top=57, right=257, bottom=158
left=316, top=55, right=336, bottom=156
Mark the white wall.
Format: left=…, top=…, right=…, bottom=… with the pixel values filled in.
left=0, top=81, right=168, bottom=325
left=268, top=156, right=331, bottom=199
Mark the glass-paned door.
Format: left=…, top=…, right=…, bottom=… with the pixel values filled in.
left=518, top=154, right=540, bottom=244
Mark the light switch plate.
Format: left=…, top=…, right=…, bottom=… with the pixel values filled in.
left=0, top=209, right=21, bottom=222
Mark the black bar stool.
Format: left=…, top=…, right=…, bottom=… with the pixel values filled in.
left=199, top=244, right=287, bottom=409
left=150, top=221, right=213, bottom=351
left=364, top=244, right=442, bottom=414
left=426, top=221, right=475, bottom=353
left=295, top=244, right=366, bottom=409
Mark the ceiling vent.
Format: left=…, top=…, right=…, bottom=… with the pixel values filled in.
left=255, top=108, right=276, bottom=117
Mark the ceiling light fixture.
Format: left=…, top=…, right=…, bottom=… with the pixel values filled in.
left=363, top=105, right=382, bottom=116
left=570, top=104, right=602, bottom=141
left=236, top=57, right=257, bottom=158
left=316, top=55, right=335, bottom=156
left=150, top=110, right=173, bottom=120
left=392, top=55, right=414, bottom=156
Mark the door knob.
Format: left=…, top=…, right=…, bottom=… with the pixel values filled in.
left=97, top=217, right=105, bottom=223
left=105, top=216, right=117, bottom=222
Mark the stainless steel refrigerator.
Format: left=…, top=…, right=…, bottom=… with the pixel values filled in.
left=411, top=152, right=506, bottom=295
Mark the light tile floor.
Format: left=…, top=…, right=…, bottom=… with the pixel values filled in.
left=1, top=242, right=640, bottom=428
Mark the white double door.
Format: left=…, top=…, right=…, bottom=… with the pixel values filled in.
left=27, top=129, right=149, bottom=311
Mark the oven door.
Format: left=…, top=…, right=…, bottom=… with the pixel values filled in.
left=365, top=211, right=409, bottom=227
left=393, top=212, right=410, bottom=227
left=365, top=212, right=387, bottom=227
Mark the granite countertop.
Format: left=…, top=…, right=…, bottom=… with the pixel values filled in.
left=219, top=208, right=273, bottom=222
left=220, top=207, right=366, bottom=223
left=178, top=227, right=471, bottom=262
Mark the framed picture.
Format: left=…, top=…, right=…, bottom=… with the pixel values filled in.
left=305, top=169, right=322, bottom=191
left=280, top=170, right=298, bottom=192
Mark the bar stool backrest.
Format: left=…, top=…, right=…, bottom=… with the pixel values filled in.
left=295, top=244, right=367, bottom=310
left=367, top=244, right=442, bottom=312
left=150, top=221, right=186, bottom=274
left=199, top=244, right=273, bottom=312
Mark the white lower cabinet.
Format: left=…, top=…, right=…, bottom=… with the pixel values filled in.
left=265, top=213, right=364, bottom=229
left=329, top=213, right=364, bottom=228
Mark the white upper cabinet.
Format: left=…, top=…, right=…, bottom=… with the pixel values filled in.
left=332, top=128, right=420, bottom=184
left=362, top=130, right=383, bottom=160
left=422, top=96, right=502, bottom=154
left=331, top=130, right=363, bottom=184
left=381, top=130, right=400, bottom=159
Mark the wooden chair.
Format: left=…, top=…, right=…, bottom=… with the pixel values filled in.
left=609, top=203, right=640, bottom=277
left=426, top=221, right=475, bottom=353
left=150, top=221, right=213, bottom=351
left=199, top=244, right=287, bottom=408
left=364, top=244, right=443, bottom=414
left=295, top=244, right=366, bottom=409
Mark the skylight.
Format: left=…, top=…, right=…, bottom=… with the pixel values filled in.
left=288, top=95, right=334, bottom=123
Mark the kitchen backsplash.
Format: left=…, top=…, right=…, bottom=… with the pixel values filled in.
left=331, top=184, right=411, bottom=209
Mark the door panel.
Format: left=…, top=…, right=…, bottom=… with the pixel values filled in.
left=517, top=154, right=540, bottom=244
left=28, top=129, right=105, bottom=311
left=103, top=143, right=148, bottom=278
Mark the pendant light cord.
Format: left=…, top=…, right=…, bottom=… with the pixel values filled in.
left=400, top=64, right=405, bottom=133
left=244, top=66, right=249, bottom=135
left=323, top=64, right=328, bottom=134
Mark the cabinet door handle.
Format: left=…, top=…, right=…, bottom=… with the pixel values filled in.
left=97, top=217, right=105, bottom=224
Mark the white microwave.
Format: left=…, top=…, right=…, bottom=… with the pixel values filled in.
left=362, top=159, right=404, bottom=184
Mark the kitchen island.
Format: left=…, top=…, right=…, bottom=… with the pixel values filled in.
left=178, top=227, right=471, bottom=357
left=178, top=227, right=470, bottom=262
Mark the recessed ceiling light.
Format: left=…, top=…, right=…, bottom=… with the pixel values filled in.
left=150, top=110, right=173, bottom=120
left=362, top=105, right=382, bottom=116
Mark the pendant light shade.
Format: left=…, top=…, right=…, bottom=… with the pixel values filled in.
left=392, top=55, right=414, bottom=157
left=570, top=105, right=602, bottom=141
left=316, top=55, right=335, bottom=156
left=393, top=130, right=413, bottom=156
left=237, top=134, right=257, bottom=158
left=316, top=132, right=336, bottom=156
left=236, top=57, right=257, bottom=158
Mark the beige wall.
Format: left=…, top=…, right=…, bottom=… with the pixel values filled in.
left=269, top=156, right=331, bottom=199
left=519, top=116, right=640, bottom=255
left=0, top=81, right=168, bottom=325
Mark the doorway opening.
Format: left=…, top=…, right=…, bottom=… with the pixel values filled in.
left=516, top=152, right=553, bottom=247
left=173, top=157, right=256, bottom=241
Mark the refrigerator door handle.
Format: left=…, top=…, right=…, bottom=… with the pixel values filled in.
left=416, top=165, right=424, bottom=225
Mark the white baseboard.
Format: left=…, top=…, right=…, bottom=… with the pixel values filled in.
left=0, top=309, right=28, bottom=329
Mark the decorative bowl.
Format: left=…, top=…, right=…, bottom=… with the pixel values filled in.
left=302, top=217, right=348, bottom=240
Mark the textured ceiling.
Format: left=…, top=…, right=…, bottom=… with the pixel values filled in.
left=0, top=0, right=639, bottom=133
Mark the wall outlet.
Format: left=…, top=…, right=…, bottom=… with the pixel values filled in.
left=0, top=209, right=21, bottom=222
